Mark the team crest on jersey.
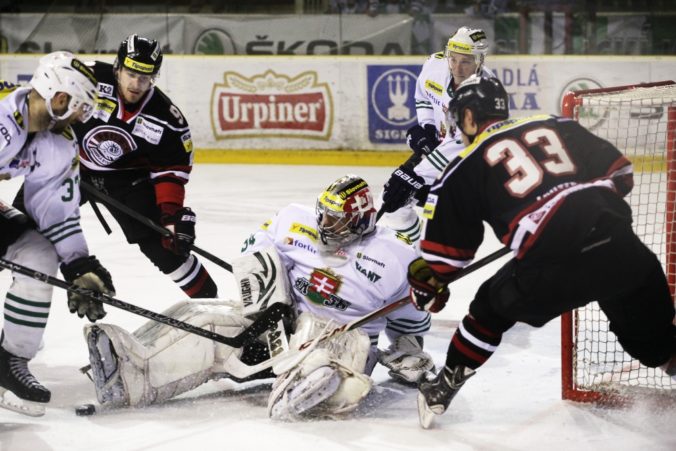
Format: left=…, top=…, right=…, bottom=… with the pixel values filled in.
left=81, top=125, right=138, bottom=166
left=422, top=193, right=438, bottom=219
left=294, top=268, right=350, bottom=311
left=289, top=222, right=318, bottom=241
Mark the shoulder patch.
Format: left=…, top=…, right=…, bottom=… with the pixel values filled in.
left=13, top=110, right=24, bottom=129
left=289, top=222, right=318, bottom=241
left=97, top=82, right=115, bottom=99
left=433, top=51, right=445, bottom=59
left=60, top=126, right=75, bottom=141
left=395, top=232, right=413, bottom=245
left=181, top=131, right=193, bottom=153
left=0, top=81, right=18, bottom=101
left=422, top=193, right=438, bottom=220
left=425, top=80, right=443, bottom=96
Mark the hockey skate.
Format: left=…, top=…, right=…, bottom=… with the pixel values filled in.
left=417, top=365, right=475, bottom=429
left=0, top=346, right=51, bottom=417
left=85, top=325, right=127, bottom=407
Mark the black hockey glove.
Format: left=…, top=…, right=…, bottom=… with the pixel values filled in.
left=407, top=257, right=449, bottom=313
left=160, top=206, right=197, bottom=257
left=381, top=164, right=426, bottom=214
left=406, top=124, right=439, bottom=157
left=61, top=256, right=115, bottom=322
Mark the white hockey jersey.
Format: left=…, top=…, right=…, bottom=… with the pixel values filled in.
left=241, top=203, right=430, bottom=344
left=0, top=85, right=89, bottom=264
left=414, top=52, right=495, bottom=184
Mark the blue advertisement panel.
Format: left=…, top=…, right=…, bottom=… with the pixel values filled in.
left=367, top=65, right=421, bottom=144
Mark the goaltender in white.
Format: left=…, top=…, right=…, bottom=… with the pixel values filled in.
left=82, top=174, right=433, bottom=420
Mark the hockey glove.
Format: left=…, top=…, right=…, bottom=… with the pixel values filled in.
left=406, top=124, right=439, bottom=157
left=381, top=164, right=426, bottom=214
left=407, top=257, right=450, bottom=313
left=160, top=205, right=197, bottom=257
left=61, top=256, right=115, bottom=322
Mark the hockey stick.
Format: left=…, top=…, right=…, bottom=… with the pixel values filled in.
left=80, top=181, right=233, bottom=272
left=0, top=257, right=290, bottom=348
left=221, top=246, right=513, bottom=379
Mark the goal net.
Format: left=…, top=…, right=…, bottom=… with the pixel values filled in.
left=560, top=80, right=676, bottom=403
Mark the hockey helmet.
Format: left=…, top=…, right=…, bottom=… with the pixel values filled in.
left=114, top=34, right=163, bottom=76
left=316, top=175, right=377, bottom=251
left=445, top=26, right=489, bottom=73
left=30, top=51, right=97, bottom=123
left=449, top=75, right=509, bottom=138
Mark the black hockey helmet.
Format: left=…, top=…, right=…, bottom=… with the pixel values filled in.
left=449, top=75, right=509, bottom=137
left=114, top=34, right=163, bottom=76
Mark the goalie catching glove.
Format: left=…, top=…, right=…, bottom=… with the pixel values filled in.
left=406, top=124, right=439, bottom=157
left=378, top=334, right=434, bottom=385
left=60, top=255, right=115, bottom=322
left=407, top=257, right=450, bottom=313
left=160, top=205, right=197, bottom=257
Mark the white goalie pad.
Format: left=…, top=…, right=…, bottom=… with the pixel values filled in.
left=83, top=299, right=254, bottom=407
left=232, top=246, right=292, bottom=318
left=378, top=334, right=435, bottom=385
left=267, top=312, right=373, bottom=421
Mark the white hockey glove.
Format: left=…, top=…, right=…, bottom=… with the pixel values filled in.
left=378, top=334, right=434, bottom=385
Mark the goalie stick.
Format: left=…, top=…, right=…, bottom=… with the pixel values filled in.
left=0, top=258, right=291, bottom=349
left=80, top=181, right=233, bottom=272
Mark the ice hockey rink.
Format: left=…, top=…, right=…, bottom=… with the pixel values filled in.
left=0, top=163, right=674, bottom=451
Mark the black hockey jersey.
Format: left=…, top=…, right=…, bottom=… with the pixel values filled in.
left=421, top=114, right=633, bottom=282
left=71, top=61, right=194, bottom=207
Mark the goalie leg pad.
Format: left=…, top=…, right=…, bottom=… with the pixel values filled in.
left=84, top=300, right=252, bottom=407
left=268, top=313, right=373, bottom=420
left=232, top=246, right=291, bottom=318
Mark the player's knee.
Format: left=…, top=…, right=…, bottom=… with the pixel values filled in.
left=137, top=239, right=184, bottom=273
left=11, top=230, right=58, bottom=275
left=615, top=324, right=676, bottom=368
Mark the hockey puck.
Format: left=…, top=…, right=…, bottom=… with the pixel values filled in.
left=75, top=403, right=96, bottom=416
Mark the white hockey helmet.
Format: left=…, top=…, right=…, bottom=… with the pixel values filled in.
left=30, top=51, right=98, bottom=123
left=316, top=174, right=377, bottom=251
left=445, top=26, right=489, bottom=73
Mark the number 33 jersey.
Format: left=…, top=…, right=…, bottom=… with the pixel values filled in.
left=0, top=86, right=89, bottom=263
left=421, top=114, right=633, bottom=279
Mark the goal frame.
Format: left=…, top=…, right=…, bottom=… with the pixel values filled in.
left=560, top=80, right=676, bottom=403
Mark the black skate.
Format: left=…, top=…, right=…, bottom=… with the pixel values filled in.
left=0, top=346, right=51, bottom=417
left=417, top=364, right=475, bottom=429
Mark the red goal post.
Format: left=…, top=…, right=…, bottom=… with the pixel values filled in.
left=560, top=80, right=676, bottom=403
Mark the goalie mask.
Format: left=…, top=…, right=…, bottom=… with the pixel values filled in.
left=445, top=26, right=488, bottom=74
left=114, top=34, right=163, bottom=77
left=316, top=175, right=377, bottom=252
left=30, top=51, right=98, bottom=123
left=449, top=75, right=509, bottom=143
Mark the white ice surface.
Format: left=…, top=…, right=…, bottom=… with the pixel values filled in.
left=0, top=164, right=674, bottom=451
